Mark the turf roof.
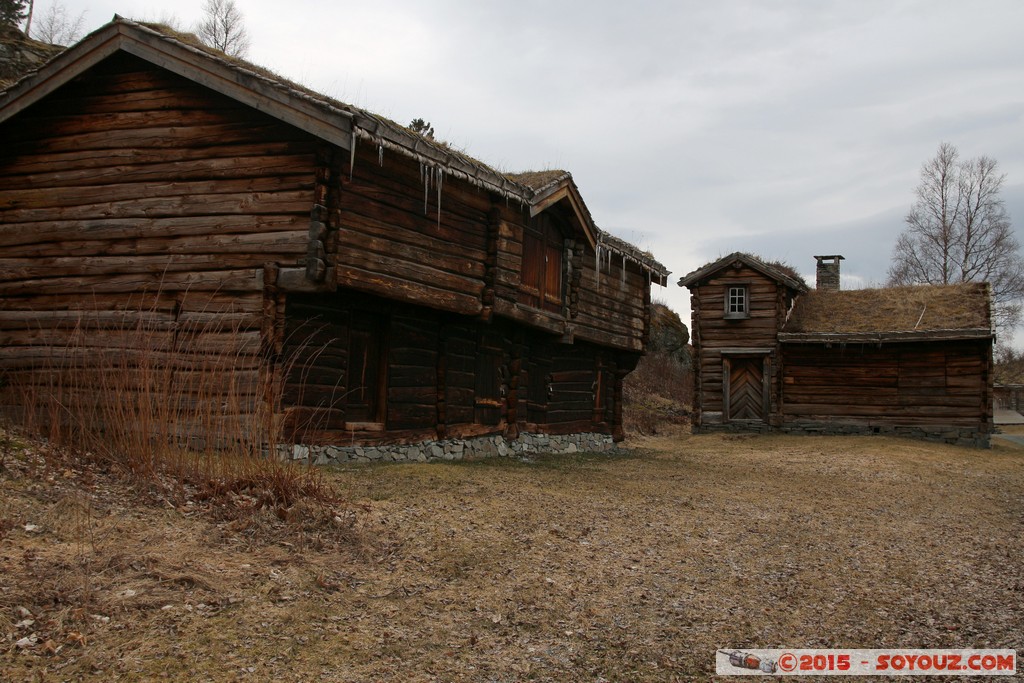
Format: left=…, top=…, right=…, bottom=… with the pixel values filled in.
left=782, top=282, right=992, bottom=337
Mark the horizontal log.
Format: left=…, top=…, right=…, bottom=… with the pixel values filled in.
left=389, top=365, right=437, bottom=387
left=0, top=346, right=262, bottom=371
left=335, top=264, right=481, bottom=317
left=335, top=244, right=483, bottom=298
left=0, top=174, right=313, bottom=213
left=492, top=298, right=563, bottom=336
left=0, top=269, right=261, bottom=296
left=341, top=191, right=488, bottom=253
left=4, top=121, right=310, bottom=156
left=783, top=415, right=982, bottom=428
left=1, top=189, right=312, bottom=224
left=0, top=291, right=261, bottom=316
left=349, top=142, right=496, bottom=216
left=15, top=107, right=262, bottom=141
left=43, top=87, right=240, bottom=118
left=0, top=215, right=307, bottom=249
left=0, top=154, right=316, bottom=193
left=0, top=141, right=315, bottom=180
left=336, top=229, right=485, bottom=280
left=3, top=362, right=263, bottom=388
left=0, top=252, right=301, bottom=282
left=387, top=403, right=436, bottom=430
left=782, top=403, right=982, bottom=418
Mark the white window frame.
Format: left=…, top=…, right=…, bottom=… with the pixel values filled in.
left=724, top=285, right=750, bottom=319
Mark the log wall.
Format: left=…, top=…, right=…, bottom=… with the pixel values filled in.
left=279, top=292, right=625, bottom=445
left=334, top=143, right=489, bottom=317
left=689, top=265, right=783, bottom=424
left=0, top=50, right=656, bottom=445
left=0, top=53, right=318, bottom=420
left=781, top=339, right=992, bottom=429
left=490, top=202, right=650, bottom=352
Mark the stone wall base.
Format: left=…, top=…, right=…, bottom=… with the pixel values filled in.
left=696, top=420, right=990, bottom=448
left=279, top=432, right=618, bottom=465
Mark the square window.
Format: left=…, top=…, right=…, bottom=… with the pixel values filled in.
left=725, top=286, right=749, bottom=318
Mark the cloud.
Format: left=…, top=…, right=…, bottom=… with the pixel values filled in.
left=45, top=0, right=1024, bottom=343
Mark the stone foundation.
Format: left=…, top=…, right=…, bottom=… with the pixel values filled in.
left=697, top=420, right=990, bottom=448
left=279, top=432, right=619, bottom=465
left=778, top=421, right=990, bottom=448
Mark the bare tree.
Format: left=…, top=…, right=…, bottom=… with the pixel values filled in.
left=888, top=143, right=1024, bottom=334
left=30, top=2, right=85, bottom=45
left=195, top=0, right=250, bottom=57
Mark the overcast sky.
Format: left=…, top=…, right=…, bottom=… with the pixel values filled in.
left=25, top=0, right=1024, bottom=338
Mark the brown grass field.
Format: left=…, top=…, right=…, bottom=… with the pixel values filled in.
left=2, top=427, right=1022, bottom=681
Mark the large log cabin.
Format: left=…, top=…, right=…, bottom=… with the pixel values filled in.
left=0, top=18, right=668, bottom=461
left=679, top=253, right=993, bottom=447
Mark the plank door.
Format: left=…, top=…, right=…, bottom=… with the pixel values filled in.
left=725, top=356, right=766, bottom=422
left=346, top=313, right=387, bottom=424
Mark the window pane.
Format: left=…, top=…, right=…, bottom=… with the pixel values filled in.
left=728, top=287, right=746, bottom=313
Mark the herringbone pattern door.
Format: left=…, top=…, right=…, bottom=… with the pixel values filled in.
left=729, top=357, right=764, bottom=420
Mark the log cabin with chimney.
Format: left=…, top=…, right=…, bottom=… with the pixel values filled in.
left=0, top=18, right=668, bottom=462
left=679, top=253, right=994, bottom=447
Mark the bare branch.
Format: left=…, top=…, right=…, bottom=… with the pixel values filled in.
left=194, top=0, right=250, bottom=58
left=889, top=143, right=1024, bottom=335
left=30, top=1, right=85, bottom=46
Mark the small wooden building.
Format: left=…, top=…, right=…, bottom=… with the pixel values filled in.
left=679, top=252, right=993, bottom=447
left=0, top=18, right=668, bottom=461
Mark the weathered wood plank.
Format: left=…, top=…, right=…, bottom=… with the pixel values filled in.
left=335, top=265, right=481, bottom=316
left=1, top=190, right=312, bottom=224
left=0, top=269, right=261, bottom=295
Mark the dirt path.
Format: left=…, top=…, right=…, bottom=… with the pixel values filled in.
left=3, top=431, right=1022, bottom=681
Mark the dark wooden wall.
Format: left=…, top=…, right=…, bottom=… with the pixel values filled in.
left=781, top=339, right=992, bottom=428
left=689, top=265, right=785, bottom=424
left=334, top=143, right=488, bottom=317
left=280, top=292, right=625, bottom=445
left=0, top=50, right=655, bottom=444
left=0, top=53, right=318, bottom=419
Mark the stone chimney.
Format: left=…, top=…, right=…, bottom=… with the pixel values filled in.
left=814, top=255, right=844, bottom=291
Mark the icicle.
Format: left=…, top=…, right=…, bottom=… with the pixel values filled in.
left=349, top=135, right=356, bottom=181
left=436, top=168, right=443, bottom=229
left=378, top=144, right=384, bottom=166
left=594, top=244, right=601, bottom=287
left=422, top=163, right=429, bottom=215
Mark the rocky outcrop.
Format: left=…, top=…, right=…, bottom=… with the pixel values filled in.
left=0, top=25, right=62, bottom=89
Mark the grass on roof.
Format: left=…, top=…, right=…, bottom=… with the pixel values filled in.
left=784, top=282, right=990, bottom=334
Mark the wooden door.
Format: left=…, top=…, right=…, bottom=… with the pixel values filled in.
left=727, top=356, right=766, bottom=421
left=346, top=313, right=386, bottom=423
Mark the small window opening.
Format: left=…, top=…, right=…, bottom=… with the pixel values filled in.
left=725, top=285, right=749, bottom=318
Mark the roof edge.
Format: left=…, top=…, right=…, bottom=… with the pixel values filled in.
left=678, top=251, right=808, bottom=292
left=778, top=329, right=994, bottom=344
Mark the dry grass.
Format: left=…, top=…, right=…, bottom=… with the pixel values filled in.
left=3, top=428, right=1021, bottom=681
left=0, top=303, right=334, bottom=514
left=784, top=282, right=991, bottom=334
left=623, top=351, right=692, bottom=436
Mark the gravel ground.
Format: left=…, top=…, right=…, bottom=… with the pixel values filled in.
left=2, top=428, right=1022, bottom=681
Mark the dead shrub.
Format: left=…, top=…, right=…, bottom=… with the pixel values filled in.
left=623, top=348, right=693, bottom=435
left=0, top=294, right=336, bottom=515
